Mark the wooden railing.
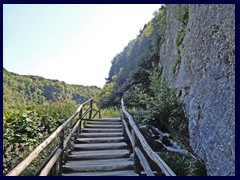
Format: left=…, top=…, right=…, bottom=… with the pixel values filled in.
left=6, top=98, right=101, bottom=176
left=121, top=99, right=176, bottom=176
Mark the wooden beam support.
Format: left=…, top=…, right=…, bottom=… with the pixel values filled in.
left=135, top=147, right=154, bottom=176
left=39, top=149, right=62, bottom=176
left=122, top=119, right=133, bottom=146
left=132, top=130, right=141, bottom=175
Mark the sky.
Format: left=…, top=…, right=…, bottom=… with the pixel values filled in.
left=3, top=4, right=162, bottom=88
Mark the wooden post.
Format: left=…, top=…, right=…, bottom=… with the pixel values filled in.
left=79, top=108, right=83, bottom=119
left=132, top=129, right=141, bottom=175
left=99, top=108, right=102, bottom=119
left=77, top=109, right=83, bottom=137
left=121, top=111, right=126, bottom=140
left=88, top=99, right=93, bottom=120
left=77, top=120, right=82, bottom=137
left=58, top=130, right=64, bottom=176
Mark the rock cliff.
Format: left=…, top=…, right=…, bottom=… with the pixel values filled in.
left=159, top=4, right=235, bottom=176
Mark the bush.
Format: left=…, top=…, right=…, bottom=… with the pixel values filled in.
left=158, top=152, right=207, bottom=176
left=3, top=99, right=79, bottom=175
left=144, top=70, right=178, bottom=129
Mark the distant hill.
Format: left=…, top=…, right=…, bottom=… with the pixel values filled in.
left=3, top=68, right=100, bottom=112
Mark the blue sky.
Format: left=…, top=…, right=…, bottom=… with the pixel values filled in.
left=3, top=4, right=162, bottom=87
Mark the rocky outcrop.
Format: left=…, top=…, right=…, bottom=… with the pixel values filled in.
left=159, top=4, right=235, bottom=176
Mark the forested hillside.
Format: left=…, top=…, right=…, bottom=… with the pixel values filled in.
left=3, top=68, right=99, bottom=113
left=98, top=6, right=167, bottom=108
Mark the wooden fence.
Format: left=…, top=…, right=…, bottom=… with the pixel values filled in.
left=6, top=99, right=101, bottom=176
left=121, top=99, right=176, bottom=176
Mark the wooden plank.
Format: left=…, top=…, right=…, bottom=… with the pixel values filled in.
left=92, top=110, right=99, bottom=119
left=57, top=130, right=64, bottom=175
left=68, top=149, right=130, bottom=160
left=74, top=142, right=127, bottom=150
left=78, top=132, right=123, bottom=138
left=84, top=124, right=122, bottom=129
left=82, top=128, right=122, bottom=133
left=91, top=108, right=99, bottom=112
left=135, top=147, right=154, bottom=176
left=71, top=149, right=129, bottom=155
left=81, top=107, right=91, bottom=119
left=39, top=148, right=62, bottom=176
left=35, top=146, right=58, bottom=175
left=132, top=130, right=141, bottom=175
left=76, top=137, right=124, bottom=143
left=87, top=121, right=122, bottom=125
left=65, top=158, right=131, bottom=165
left=62, top=170, right=138, bottom=176
left=64, top=119, right=80, bottom=149
left=121, top=99, right=176, bottom=176
left=89, top=118, right=121, bottom=122
left=122, top=119, right=133, bottom=146
left=88, top=100, right=93, bottom=120
left=63, top=158, right=134, bottom=173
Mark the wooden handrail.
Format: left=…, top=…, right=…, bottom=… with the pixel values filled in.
left=134, top=147, right=154, bottom=176
left=121, top=99, right=176, bottom=176
left=6, top=98, right=101, bottom=176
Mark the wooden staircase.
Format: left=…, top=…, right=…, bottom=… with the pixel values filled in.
left=6, top=99, right=176, bottom=176
left=62, top=118, right=138, bottom=176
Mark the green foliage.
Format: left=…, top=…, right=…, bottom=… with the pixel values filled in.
left=3, top=68, right=98, bottom=175
left=176, top=28, right=187, bottom=47
left=143, top=70, right=178, bottom=130
left=3, top=68, right=99, bottom=114
left=174, top=5, right=189, bottom=26
left=100, top=107, right=121, bottom=118
left=3, top=99, right=79, bottom=175
left=123, top=84, right=150, bottom=109
left=158, top=152, right=207, bottom=176
left=100, top=7, right=167, bottom=108
left=174, top=5, right=189, bottom=47
left=96, top=82, right=117, bottom=108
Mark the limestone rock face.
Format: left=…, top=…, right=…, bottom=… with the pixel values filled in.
left=160, top=4, right=235, bottom=176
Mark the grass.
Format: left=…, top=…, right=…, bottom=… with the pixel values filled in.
left=100, top=107, right=121, bottom=118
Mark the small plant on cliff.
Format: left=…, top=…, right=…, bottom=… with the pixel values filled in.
left=174, top=5, right=189, bottom=26
left=175, top=5, right=189, bottom=47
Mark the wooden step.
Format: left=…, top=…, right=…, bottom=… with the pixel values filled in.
left=62, top=170, right=138, bottom=176
left=63, top=158, right=134, bottom=173
left=91, top=118, right=121, bottom=122
left=78, top=132, right=123, bottom=138
left=68, top=149, right=130, bottom=160
left=82, top=128, right=122, bottom=133
left=85, top=124, right=122, bottom=129
left=76, top=137, right=124, bottom=143
left=87, top=120, right=122, bottom=125
left=74, top=142, right=128, bottom=151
